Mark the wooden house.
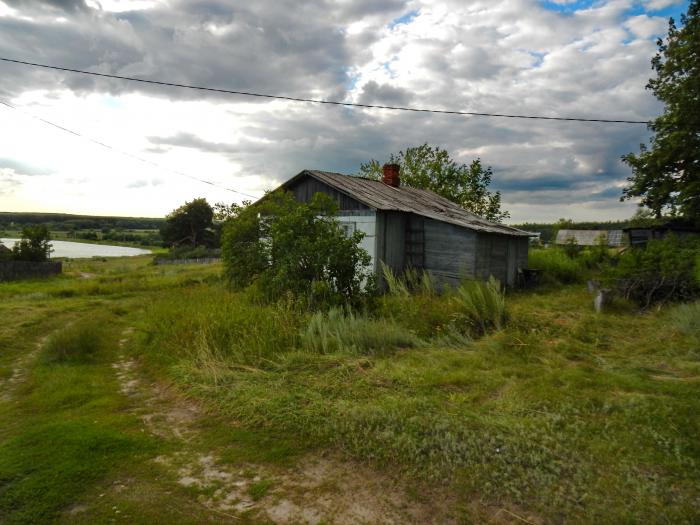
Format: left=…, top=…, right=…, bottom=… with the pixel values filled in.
left=277, top=164, right=530, bottom=287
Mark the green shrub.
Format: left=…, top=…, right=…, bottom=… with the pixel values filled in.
left=302, top=307, right=421, bottom=355
left=452, top=277, right=506, bottom=337
left=607, top=236, right=699, bottom=308
left=528, top=248, right=586, bottom=284
left=43, top=319, right=111, bottom=363
left=222, top=191, right=373, bottom=308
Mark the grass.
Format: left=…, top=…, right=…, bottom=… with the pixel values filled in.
left=529, top=247, right=588, bottom=284
left=301, top=307, right=421, bottom=355
left=136, top=278, right=700, bottom=524
left=0, top=257, right=271, bottom=524
left=2, top=254, right=700, bottom=523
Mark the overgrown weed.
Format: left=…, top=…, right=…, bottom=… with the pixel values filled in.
left=43, top=317, right=114, bottom=364
left=302, top=307, right=421, bottom=355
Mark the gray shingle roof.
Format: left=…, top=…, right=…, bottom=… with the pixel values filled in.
left=555, top=229, right=625, bottom=247
left=282, top=170, right=530, bottom=237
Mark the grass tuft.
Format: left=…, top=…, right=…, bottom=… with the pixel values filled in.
left=301, top=307, right=422, bottom=355
left=452, top=276, right=506, bottom=336
left=43, top=318, right=113, bottom=364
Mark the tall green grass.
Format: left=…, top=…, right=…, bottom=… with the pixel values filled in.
left=669, top=300, right=700, bottom=339
left=379, top=264, right=506, bottom=340
left=452, top=276, right=506, bottom=336
left=302, top=307, right=421, bottom=355
left=529, top=248, right=587, bottom=284
left=140, top=285, right=300, bottom=371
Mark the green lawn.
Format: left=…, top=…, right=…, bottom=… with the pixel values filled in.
left=1, top=256, right=699, bottom=524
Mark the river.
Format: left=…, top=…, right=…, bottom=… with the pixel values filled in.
left=0, top=238, right=151, bottom=259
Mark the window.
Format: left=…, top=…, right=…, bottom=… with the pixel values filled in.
left=339, top=222, right=356, bottom=237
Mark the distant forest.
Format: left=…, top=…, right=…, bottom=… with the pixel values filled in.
left=511, top=220, right=633, bottom=243
left=0, top=212, right=164, bottom=232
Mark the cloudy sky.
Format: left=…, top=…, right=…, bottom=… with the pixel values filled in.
left=0, top=0, right=690, bottom=223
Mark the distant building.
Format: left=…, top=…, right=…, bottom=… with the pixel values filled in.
left=269, top=164, right=531, bottom=287
left=624, top=221, right=700, bottom=247
left=555, top=229, right=625, bottom=247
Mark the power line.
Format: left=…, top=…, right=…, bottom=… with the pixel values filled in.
left=0, top=56, right=650, bottom=125
left=0, top=99, right=259, bottom=199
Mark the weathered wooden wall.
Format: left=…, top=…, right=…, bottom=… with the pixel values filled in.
left=376, top=211, right=406, bottom=275
left=422, top=218, right=477, bottom=286
left=0, top=261, right=62, bottom=282
left=476, top=233, right=529, bottom=286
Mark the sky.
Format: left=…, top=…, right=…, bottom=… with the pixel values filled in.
left=0, top=0, right=691, bottom=223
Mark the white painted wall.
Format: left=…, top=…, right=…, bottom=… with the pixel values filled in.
left=337, top=213, right=376, bottom=270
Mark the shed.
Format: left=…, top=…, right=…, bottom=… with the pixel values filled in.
left=555, top=229, right=625, bottom=247
left=276, top=164, right=530, bottom=287
left=624, top=221, right=700, bottom=247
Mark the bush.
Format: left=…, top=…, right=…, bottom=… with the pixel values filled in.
left=12, top=225, right=52, bottom=262
left=302, top=307, right=421, bottom=355
left=607, top=236, right=699, bottom=308
left=43, top=319, right=111, bottom=363
left=222, top=191, right=373, bottom=308
left=528, top=248, right=586, bottom=284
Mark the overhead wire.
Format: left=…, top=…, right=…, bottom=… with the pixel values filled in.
left=0, top=99, right=260, bottom=199
left=0, top=56, right=650, bottom=125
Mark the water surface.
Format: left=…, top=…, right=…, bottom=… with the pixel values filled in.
left=0, top=238, right=151, bottom=259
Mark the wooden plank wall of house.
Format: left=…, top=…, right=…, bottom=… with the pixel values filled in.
left=376, top=211, right=406, bottom=275
left=423, top=218, right=477, bottom=286
left=475, top=234, right=528, bottom=286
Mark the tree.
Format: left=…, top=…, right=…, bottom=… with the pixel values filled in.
left=622, top=1, right=700, bottom=223
left=161, top=198, right=215, bottom=248
left=221, top=191, right=373, bottom=307
left=359, top=144, right=510, bottom=222
left=12, top=225, right=52, bottom=262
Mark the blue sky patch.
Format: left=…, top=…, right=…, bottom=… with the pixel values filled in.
left=539, top=0, right=600, bottom=14
left=540, top=0, right=689, bottom=22
left=388, top=10, right=418, bottom=29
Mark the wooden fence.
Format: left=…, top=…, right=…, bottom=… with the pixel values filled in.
left=0, top=261, right=63, bottom=282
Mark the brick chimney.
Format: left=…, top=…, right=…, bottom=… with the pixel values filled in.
left=382, top=163, right=400, bottom=188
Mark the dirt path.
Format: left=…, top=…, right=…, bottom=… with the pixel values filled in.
left=113, top=328, right=459, bottom=525
left=0, top=338, right=44, bottom=402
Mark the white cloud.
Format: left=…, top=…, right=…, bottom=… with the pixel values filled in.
left=0, top=0, right=679, bottom=221
left=642, top=0, right=683, bottom=11
left=624, top=14, right=668, bottom=38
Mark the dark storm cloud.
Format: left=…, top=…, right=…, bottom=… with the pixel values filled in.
left=0, top=0, right=406, bottom=102
left=147, top=132, right=238, bottom=155
left=5, top=0, right=89, bottom=12
left=358, top=80, right=413, bottom=105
